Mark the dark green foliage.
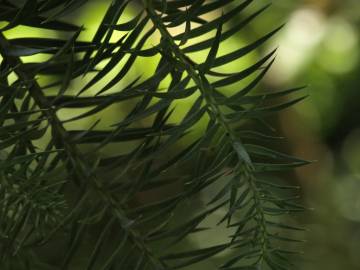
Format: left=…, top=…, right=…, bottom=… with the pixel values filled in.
left=0, top=0, right=307, bottom=269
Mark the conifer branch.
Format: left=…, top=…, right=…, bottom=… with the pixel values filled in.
left=0, top=31, right=167, bottom=270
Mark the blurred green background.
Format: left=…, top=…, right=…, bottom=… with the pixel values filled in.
left=251, top=1, right=360, bottom=269
left=6, top=0, right=360, bottom=269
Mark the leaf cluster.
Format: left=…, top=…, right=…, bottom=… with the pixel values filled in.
left=0, top=0, right=308, bottom=269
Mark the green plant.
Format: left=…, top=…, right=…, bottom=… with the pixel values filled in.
left=0, top=0, right=309, bottom=269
